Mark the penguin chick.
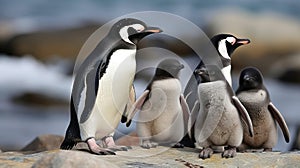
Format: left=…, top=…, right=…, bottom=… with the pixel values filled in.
left=189, top=65, right=253, bottom=159
left=60, top=18, right=162, bottom=155
left=126, top=59, right=190, bottom=148
left=236, top=67, right=290, bottom=152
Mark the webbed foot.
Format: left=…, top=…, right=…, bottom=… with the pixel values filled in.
left=87, top=138, right=115, bottom=155
left=172, top=142, right=184, bottom=148
left=141, top=140, right=158, bottom=149
left=104, top=136, right=131, bottom=151
left=199, top=147, right=213, bottom=159
left=222, top=146, right=237, bottom=158
left=263, top=148, right=272, bottom=152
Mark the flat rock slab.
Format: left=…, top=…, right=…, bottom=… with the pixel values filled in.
left=0, top=147, right=299, bottom=168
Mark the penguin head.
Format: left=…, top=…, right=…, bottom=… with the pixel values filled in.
left=155, top=59, right=184, bottom=78
left=111, top=18, right=162, bottom=45
left=196, top=64, right=225, bottom=83
left=238, top=67, right=264, bottom=90
left=211, top=34, right=250, bottom=60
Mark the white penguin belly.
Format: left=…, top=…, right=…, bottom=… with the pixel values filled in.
left=237, top=89, right=267, bottom=104
left=80, top=49, right=136, bottom=140
left=195, top=81, right=243, bottom=147
left=138, top=79, right=185, bottom=143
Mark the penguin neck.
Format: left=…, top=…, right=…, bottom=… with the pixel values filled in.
left=236, top=84, right=265, bottom=95
left=105, top=34, right=137, bottom=50
left=154, top=69, right=177, bottom=80
left=221, top=65, right=232, bottom=86
left=114, top=38, right=137, bottom=50
left=218, top=40, right=231, bottom=59
left=147, top=70, right=177, bottom=91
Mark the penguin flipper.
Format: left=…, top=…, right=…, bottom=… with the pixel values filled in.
left=232, top=96, right=254, bottom=137
left=268, top=102, right=290, bottom=143
left=184, top=74, right=200, bottom=111
left=180, top=94, right=190, bottom=131
left=60, top=97, right=81, bottom=150
left=197, top=99, right=225, bottom=143
left=76, top=61, right=102, bottom=124
left=188, top=100, right=200, bottom=141
left=121, top=85, right=136, bottom=123
left=125, top=90, right=150, bottom=127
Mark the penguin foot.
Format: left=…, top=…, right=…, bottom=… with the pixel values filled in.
left=199, top=147, right=213, bottom=159
left=104, top=136, right=130, bottom=151
left=87, top=138, right=116, bottom=155
left=108, top=145, right=131, bottom=151
left=222, top=146, right=237, bottom=158
left=60, top=139, right=77, bottom=150
left=141, top=140, right=158, bottom=149
left=172, top=143, right=185, bottom=148
left=263, top=148, right=272, bottom=152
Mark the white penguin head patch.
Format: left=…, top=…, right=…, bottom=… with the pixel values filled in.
left=218, top=36, right=237, bottom=59
left=119, top=24, right=145, bottom=44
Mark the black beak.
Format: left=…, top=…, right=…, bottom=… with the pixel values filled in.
left=179, top=64, right=184, bottom=70
left=236, top=38, right=251, bottom=45
left=195, top=69, right=205, bottom=75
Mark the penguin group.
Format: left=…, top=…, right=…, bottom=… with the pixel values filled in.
left=60, top=18, right=290, bottom=158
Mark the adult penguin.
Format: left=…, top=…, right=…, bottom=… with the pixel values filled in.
left=60, top=18, right=162, bottom=155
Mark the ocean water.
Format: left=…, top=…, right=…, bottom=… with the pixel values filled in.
left=0, top=0, right=299, bottom=32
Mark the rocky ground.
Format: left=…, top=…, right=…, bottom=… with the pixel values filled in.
left=0, top=135, right=299, bottom=168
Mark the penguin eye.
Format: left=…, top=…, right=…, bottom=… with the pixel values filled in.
left=226, top=37, right=236, bottom=45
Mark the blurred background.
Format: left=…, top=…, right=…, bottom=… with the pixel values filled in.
left=0, top=0, right=299, bottom=151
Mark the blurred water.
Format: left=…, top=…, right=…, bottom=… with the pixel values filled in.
left=0, top=101, right=69, bottom=150
left=0, top=0, right=299, bottom=32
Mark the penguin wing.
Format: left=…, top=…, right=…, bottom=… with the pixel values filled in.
left=121, top=85, right=136, bottom=123
left=77, top=59, right=106, bottom=124
left=196, top=96, right=226, bottom=143
left=188, top=100, right=200, bottom=141
left=125, top=90, right=150, bottom=127
left=268, top=102, right=290, bottom=143
left=232, top=96, right=254, bottom=137
left=184, top=73, right=200, bottom=111
left=180, top=94, right=191, bottom=133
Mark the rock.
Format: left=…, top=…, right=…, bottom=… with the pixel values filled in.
left=115, top=132, right=140, bottom=146
left=21, top=135, right=64, bottom=152
left=206, top=8, right=300, bottom=74
left=32, top=150, right=118, bottom=168
left=270, top=53, right=300, bottom=83
left=0, top=147, right=299, bottom=167
left=0, top=24, right=100, bottom=61
left=0, top=21, right=16, bottom=41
